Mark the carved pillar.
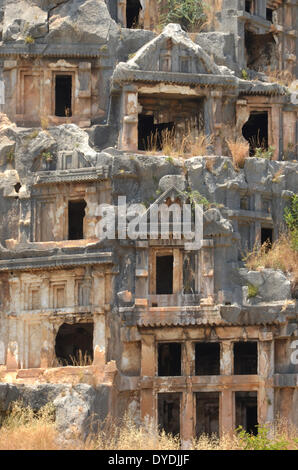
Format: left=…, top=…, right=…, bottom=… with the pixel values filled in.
left=140, top=334, right=155, bottom=422
left=135, top=242, right=149, bottom=299
left=220, top=341, right=233, bottom=375
left=270, top=104, right=282, bottom=160
left=117, top=0, right=126, bottom=26
left=221, top=389, right=234, bottom=435
left=118, top=85, right=138, bottom=151
left=236, top=99, right=249, bottom=138
left=180, top=385, right=194, bottom=449
left=93, top=313, right=106, bottom=368
left=199, top=240, right=214, bottom=302
left=210, top=90, right=223, bottom=155
left=258, top=332, right=274, bottom=425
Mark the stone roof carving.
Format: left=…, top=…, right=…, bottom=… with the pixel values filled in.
left=112, top=23, right=237, bottom=88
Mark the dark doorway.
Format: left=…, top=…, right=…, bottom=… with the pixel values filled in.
left=235, top=391, right=258, bottom=434
left=242, top=112, right=268, bottom=155
left=55, top=75, right=72, bottom=117
left=245, top=0, right=253, bottom=13
left=138, top=114, right=174, bottom=151
left=68, top=200, right=86, bottom=240
left=126, top=0, right=142, bottom=28
left=55, top=322, right=93, bottom=366
left=261, top=227, right=273, bottom=248
left=158, top=393, right=181, bottom=436
left=196, top=392, right=220, bottom=436
left=158, top=343, right=181, bottom=376
left=234, top=341, right=258, bottom=375
left=195, top=342, right=220, bottom=375
left=156, top=255, right=173, bottom=294
left=266, top=8, right=273, bottom=22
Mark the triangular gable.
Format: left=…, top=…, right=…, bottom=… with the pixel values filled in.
left=124, top=23, right=222, bottom=75
left=141, top=185, right=188, bottom=221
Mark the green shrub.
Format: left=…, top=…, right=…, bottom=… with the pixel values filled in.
left=158, top=0, right=207, bottom=32
left=254, top=146, right=275, bottom=160
left=284, top=193, right=298, bottom=251
left=247, top=283, right=258, bottom=298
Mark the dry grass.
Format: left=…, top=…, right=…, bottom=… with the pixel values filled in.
left=243, top=233, right=298, bottom=291
left=0, top=405, right=297, bottom=450
left=0, top=401, right=57, bottom=450
left=267, top=68, right=295, bottom=87
left=226, top=137, right=249, bottom=169
left=145, top=129, right=214, bottom=159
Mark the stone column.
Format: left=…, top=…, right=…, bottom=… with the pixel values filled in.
left=117, top=0, right=126, bottom=26
left=84, top=186, right=98, bottom=239
left=221, top=389, right=234, bottom=435
left=236, top=99, right=249, bottom=137
left=140, top=334, right=155, bottom=423
left=258, top=332, right=274, bottom=425
left=66, top=274, right=76, bottom=307
left=180, top=384, right=194, bottom=449
left=270, top=104, right=282, bottom=160
left=199, top=240, right=214, bottom=302
left=118, top=85, right=138, bottom=151
left=210, top=90, right=223, bottom=155
left=220, top=341, right=233, bottom=375
left=93, top=314, right=106, bottom=368
left=40, top=277, right=50, bottom=309
left=92, top=271, right=105, bottom=308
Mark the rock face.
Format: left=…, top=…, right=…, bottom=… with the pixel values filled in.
left=0, top=382, right=110, bottom=439
left=0, top=0, right=297, bottom=443
left=240, top=269, right=292, bottom=304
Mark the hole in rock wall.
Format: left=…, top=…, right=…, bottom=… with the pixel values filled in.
left=195, top=342, right=220, bottom=375
left=68, top=200, right=87, bottom=240
left=126, top=0, right=142, bottom=28
left=55, top=75, right=72, bottom=117
left=266, top=8, right=273, bottom=22
left=245, top=0, right=254, bottom=14
left=234, top=341, right=258, bottom=375
left=245, top=30, right=278, bottom=72
left=261, top=227, right=273, bottom=248
left=158, top=343, right=181, bottom=376
left=158, top=393, right=181, bottom=436
left=242, top=111, right=268, bottom=155
left=196, top=392, right=220, bottom=436
left=156, top=255, right=174, bottom=294
left=235, top=391, right=258, bottom=434
left=55, top=322, right=94, bottom=366
left=138, top=114, right=174, bottom=151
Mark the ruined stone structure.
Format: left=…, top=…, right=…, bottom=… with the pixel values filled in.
left=0, top=0, right=297, bottom=443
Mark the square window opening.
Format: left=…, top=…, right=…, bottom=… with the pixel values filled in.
left=234, top=341, right=258, bottom=375
left=195, top=342, right=220, bottom=375
left=158, top=342, right=181, bottom=376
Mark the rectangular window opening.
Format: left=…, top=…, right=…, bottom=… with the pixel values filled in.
left=68, top=200, right=86, bottom=240
left=234, top=341, right=258, bottom=375
left=55, top=75, right=72, bottom=117
left=266, top=8, right=273, bottom=22
left=156, top=255, right=173, bottom=295
left=158, top=393, right=181, bottom=436
left=158, top=342, right=181, bottom=376
left=196, top=392, right=220, bottom=437
left=195, top=342, right=220, bottom=375
left=235, top=391, right=258, bottom=435
left=261, top=227, right=273, bottom=249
